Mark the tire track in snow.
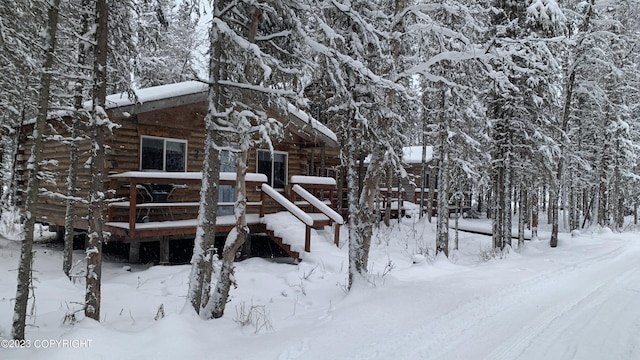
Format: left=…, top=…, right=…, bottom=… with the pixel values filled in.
left=339, top=238, right=631, bottom=360
left=484, top=264, right=640, bottom=360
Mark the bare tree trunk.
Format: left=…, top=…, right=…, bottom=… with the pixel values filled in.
left=428, top=164, right=437, bottom=223
left=541, top=184, right=547, bottom=214
left=531, top=188, right=539, bottom=241
left=85, top=0, right=109, bottom=322
left=503, top=162, right=512, bottom=248
left=518, top=187, right=526, bottom=248
left=384, top=166, right=392, bottom=226
left=186, top=4, right=227, bottom=312
left=550, top=185, right=559, bottom=248
left=613, top=138, right=623, bottom=230
left=569, top=174, right=579, bottom=231
left=187, top=128, right=220, bottom=314
left=64, top=0, right=91, bottom=279
left=206, top=5, right=261, bottom=319
left=12, top=0, right=61, bottom=340
left=345, top=115, right=362, bottom=290
left=436, top=89, right=450, bottom=257
left=419, top=125, right=427, bottom=218
left=207, top=151, right=249, bottom=319
left=492, top=164, right=504, bottom=250
left=598, top=138, right=610, bottom=228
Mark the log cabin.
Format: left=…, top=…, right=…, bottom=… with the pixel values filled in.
left=15, top=81, right=343, bottom=263
left=369, top=145, right=472, bottom=218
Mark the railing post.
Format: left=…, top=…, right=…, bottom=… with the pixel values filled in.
left=334, top=224, right=340, bottom=246
left=305, top=225, right=311, bottom=252
left=108, top=178, right=116, bottom=222
left=260, top=189, right=266, bottom=218
left=129, top=179, right=137, bottom=239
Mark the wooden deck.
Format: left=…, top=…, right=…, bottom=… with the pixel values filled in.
left=105, top=172, right=343, bottom=263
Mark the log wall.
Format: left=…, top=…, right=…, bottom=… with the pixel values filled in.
left=17, top=100, right=338, bottom=231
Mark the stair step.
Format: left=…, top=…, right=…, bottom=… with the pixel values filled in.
left=266, top=230, right=301, bottom=262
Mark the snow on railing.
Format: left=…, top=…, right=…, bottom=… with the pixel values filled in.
left=261, top=184, right=313, bottom=226
left=292, top=185, right=343, bottom=225
left=290, top=175, right=337, bottom=186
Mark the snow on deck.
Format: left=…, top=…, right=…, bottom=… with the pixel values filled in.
left=105, top=214, right=262, bottom=231
left=109, top=171, right=267, bottom=183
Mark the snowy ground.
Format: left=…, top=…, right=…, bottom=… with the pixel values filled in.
left=1, top=214, right=639, bottom=360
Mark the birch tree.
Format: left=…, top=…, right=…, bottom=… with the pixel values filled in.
left=188, top=0, right=302, bottom=317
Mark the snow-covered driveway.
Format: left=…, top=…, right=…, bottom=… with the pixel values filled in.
left=278, top=234, right=640, bottom=360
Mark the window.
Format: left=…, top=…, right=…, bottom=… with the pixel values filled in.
left=140, top=136, right=187, bottom=172
left=257, top=150, right=287, bottom=189
left=423, top=173, right=439, bottom=190
left=218, top=151, right=236, bottom=216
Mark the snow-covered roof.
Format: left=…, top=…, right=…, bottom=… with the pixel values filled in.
left=33, top=81, right=339, bottom=147
left=286, top=103, right=338, bottom=145
left=102, top=81, right=208, bottom=110
left=402, top=146, right=434, bottom=164
left=364, top=146, right=434, bottom=165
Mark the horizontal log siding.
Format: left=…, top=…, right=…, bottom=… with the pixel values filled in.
left=18, top=100, right=336, bottom=232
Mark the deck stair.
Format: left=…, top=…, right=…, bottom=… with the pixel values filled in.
left=265, top=229, right=301, bottom=261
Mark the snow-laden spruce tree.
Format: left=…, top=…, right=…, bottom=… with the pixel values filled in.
left=0, top=1, right=46, bottom=209
left=306, top=0, right=408, bottom=289
left=554, top=0, right=640, bottom=234
left=131, top=0, right=201, bottom=88
left=483, top=0, right=566, bottom=249
left=402, top=0, right=490, bottom=256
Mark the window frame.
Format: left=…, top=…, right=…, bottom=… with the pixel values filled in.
left=256, top=149, right=288, bottom=190
left=140, top=135, right=188, bottom=172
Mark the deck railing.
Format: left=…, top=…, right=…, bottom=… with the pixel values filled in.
left=107, top=171, right=267, bottom=239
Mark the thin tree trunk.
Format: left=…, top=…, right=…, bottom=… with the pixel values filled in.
left=503, top=160, right=512, bottom=248
left=186, top=4, right=226, bottom=312
left=436, top=89, right=450, bottom=257
left=207, top=150, right=249, bottom=319
left=187, top=128, right=220, bottom=314
left=531, top=188, right=539, bottom=241
left=419, top=125, right=427, bottom=218
left=384, top=166, right=392, bottom=226
left=492, top=164, right=504, bottom=249
left=12, top=0, right=61, bottom=340
left=85, top=0, right=109, bottom=322
left=64, top=0, right=91, bottom=279
left=206, top=5, right=261, bottom=319
left=428, top=164, right=437, bottom=223
left=518, top=187, right=526, bottom=248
